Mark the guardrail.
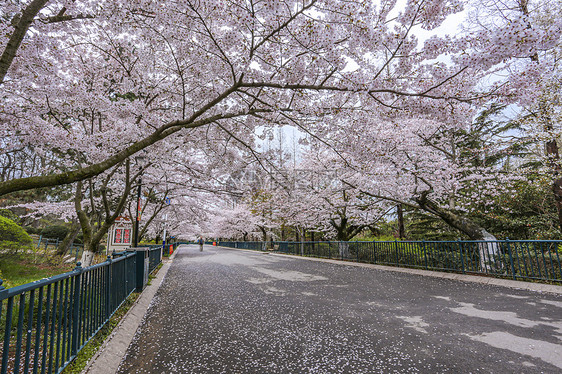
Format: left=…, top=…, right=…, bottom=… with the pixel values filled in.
left=33, top=237, right=83, bottom=250
left=0, top=246, right=163, bottom=374
left=218, top=240, right=562, bottom=283
left=147, top=246, right=162, bottom=274
left=32, top=236, right=84, bottom=261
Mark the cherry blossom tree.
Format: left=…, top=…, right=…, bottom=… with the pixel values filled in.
left=11, top=143, right=217, bottom=265
left=75, top=161, right=138, bottom=265
left=209, top=203, right=262, bottom=241
left=2, top=0, right=561, bottom=267
left=472, top=0, right=562, bottom=230
left=2, top=0, right=559, bottom=198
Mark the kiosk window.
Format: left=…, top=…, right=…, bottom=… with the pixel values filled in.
left=115, top=229, right=122, bottom=244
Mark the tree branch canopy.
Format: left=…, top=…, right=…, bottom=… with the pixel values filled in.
left=1, top=0, right=557, bottom=205
left=0, top=0, right=50, bottom=84
left=0, top=106, right=267, bottom=196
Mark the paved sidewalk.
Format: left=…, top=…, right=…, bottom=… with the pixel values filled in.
left=83, top=248, right=178, bottom=374
left=118, top=245, right=562, bottom=373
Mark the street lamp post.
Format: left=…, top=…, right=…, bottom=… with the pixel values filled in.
left=162, top=197, right=170, bottom=255
left=133, top=155, right=147, bottom=292
left=133, top=155, right=146, bottom=248
left=133, top=176, right=142, bottom=248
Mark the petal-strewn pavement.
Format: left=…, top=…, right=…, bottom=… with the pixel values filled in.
left=118, top=245, right=562, bottom=373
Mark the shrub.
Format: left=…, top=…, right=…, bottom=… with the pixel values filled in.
left=0, top=240, right=32, bottom=253
left=354, top=235, right=402, bottom=242
left=40, top=225, right=70, bottom=241
left=0, top=209, right=19, bottom=223
left=0, top=216, right=33, bottom=245
left=24, top=226, right=41, bottom=235
left=75, top=231, right=84, bottom=244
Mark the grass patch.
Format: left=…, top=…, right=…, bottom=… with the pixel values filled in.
left=0, top=251, right=115, bottom=289
left=0, top=254, right=74, bottom=288
left=147, top=263, right=163, bottom=286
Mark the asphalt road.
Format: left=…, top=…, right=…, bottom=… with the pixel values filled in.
left=118, top=245, right=562, bottom=373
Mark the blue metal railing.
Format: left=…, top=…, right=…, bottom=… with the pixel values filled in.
left=32, top=236, right=84, bottom=261
left=0, top=246, right=162, bottom=374
left=146, top=246, right=163, bottom=274
left=218, top=240, right=562, bottom=283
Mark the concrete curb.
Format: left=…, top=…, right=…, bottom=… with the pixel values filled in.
left=82, top=248, right=179, bottom=374
left=220, top=246, right=562, bottom=295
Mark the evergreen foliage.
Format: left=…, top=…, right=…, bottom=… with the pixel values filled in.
left=0, top=215, right=32, bottom=245
left=40, top=225, right=70, bottom=241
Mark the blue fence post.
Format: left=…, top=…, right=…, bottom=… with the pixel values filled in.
left=106, top=256, right=112, bottom=318
left=506, top=238, right=516, bottom=280
left=0, top=279, right=6, bottom=299
left=422, top=240, right=428, bottom=269
left=136, top=249, right=148, bottom=292
left=0, top=279, right=11, bottom=374
left=458, top=239, right=465, bottom=274
left=216, top=240, right=562, bottom=283
left=71, top=262, right=83, bottom=356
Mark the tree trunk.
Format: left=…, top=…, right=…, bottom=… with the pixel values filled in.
left=296, top=226, right=305, bottom=256
left=415, top=192, right=495, bottom=240
left=338, top=241, right=350, bottom=259
left=397, top=204, right=405, bottom=239
left=80, top=242, right=96, bottom=267
left=259, top=226, right=267, bottom=242
left=552, top=178, right=562, bottom=231
left=56, top=220, right=80, bottom=256
left=330, top=214, right=365, bottom=243
left=414, top=192, right=500, bottom=271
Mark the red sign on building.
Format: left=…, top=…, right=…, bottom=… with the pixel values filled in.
left=108, top=215, right=133, bottom=252
left=115, top=229, right=122, bottom=244
left=123, top=229, right=131, bottom=244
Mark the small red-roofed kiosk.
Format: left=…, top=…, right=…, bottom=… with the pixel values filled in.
left=107, top=216, right=133, bottom=253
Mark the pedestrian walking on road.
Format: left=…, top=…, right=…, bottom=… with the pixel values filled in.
left=198, top=237, right=204, bottom=251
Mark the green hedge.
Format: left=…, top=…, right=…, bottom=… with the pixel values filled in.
left=0, top=216, right=32, bottom=245
left=0, top=209, right=19, bottom=223
left=40, top=225, right=70, bottom=241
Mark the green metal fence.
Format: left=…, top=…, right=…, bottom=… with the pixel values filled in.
left=147, top=246, right=162, bottom=273
left=33, top=237, right=84, bottom=260
left=0, top=247, right=162, bottom=374
left=218, top=240, right=562, bottom=283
